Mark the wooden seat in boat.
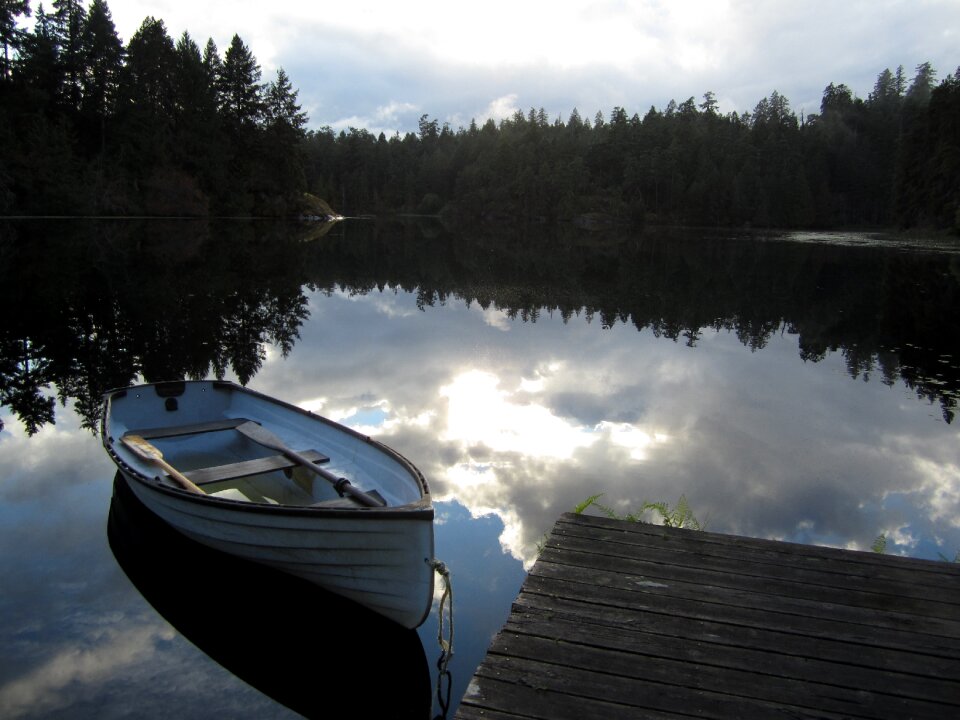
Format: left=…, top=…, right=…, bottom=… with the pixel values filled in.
left=122, top=417, right=252, bottom=440
left=181, top=450, right=330, bottom=487
left=120, top=419, right=330, bottom=487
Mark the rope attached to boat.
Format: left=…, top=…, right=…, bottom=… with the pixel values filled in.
left=430, top=559, right=454, bottom=719
left=432, top=560, right=454, bottom=658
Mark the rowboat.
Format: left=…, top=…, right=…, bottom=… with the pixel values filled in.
left=101, top=379, right=435, bottom=629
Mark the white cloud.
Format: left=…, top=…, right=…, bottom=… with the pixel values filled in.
left=598, top=421, right=670, bottom=461
left=440, top=370, right=597, bottom=459
left=328, top=101, right=421, bottom=135
left=0, top=402, right=110, bottom=502
left=481, top=305, right=513, bottom=330
left=479, top=94, right=521, bottom=124
left=914, top=457, right=960, bottom=526
left=80, top=0, right=960, bottom=134
left=0, top=624, right=175, bottom=718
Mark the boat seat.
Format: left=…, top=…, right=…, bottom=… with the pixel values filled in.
left=179, top=450, right=330, bottom=487
left=123, top=418, right=251, bottom=440
left=120, top=420, right=331, bottom=487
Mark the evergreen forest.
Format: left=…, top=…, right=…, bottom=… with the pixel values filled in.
left=2, top=1, right=958, bottom=230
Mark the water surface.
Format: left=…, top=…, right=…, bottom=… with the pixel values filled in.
left=1, top=219, right=958, bottom=717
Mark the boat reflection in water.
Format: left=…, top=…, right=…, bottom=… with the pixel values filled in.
left=108, top=475, right=432, bottom=719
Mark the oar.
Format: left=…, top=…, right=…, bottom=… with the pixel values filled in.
left=121, top=434, right=206, bottom=495
left=236, top=421, right=386, bottom=507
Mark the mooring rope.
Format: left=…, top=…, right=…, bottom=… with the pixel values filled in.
left=431, top=560, right=454, bottom=658
left=429, top=559, right=454, bottom=719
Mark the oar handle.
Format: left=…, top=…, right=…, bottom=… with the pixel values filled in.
left=284, top=448, right=384, bottom=507
left=157, top=458, right=207, bottom=495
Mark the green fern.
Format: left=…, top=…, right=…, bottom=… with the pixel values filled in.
left=871, top=533, right=887, bottom=554
left=573, top=493, right=605, bottom=514
left=535, top=531, right=550, bottom=556
left=574, top=493, right=703, bottom=530
left=871, top=532, right=958, bottom=561
left=642, top=495, right=703, bottom=530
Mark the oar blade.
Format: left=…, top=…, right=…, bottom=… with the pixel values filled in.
left=120, top=434, right=205, bottom=495
left=122, top=434, right=164, bottom=461
left=235, top=421, right=285, bottom=451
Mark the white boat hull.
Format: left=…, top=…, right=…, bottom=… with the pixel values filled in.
left=103, top=380, right=435, bottom=629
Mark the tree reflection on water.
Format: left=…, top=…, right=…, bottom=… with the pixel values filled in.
left=1, top=219, right=956, bottom=435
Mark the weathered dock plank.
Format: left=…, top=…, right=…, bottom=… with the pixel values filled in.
left=455, top=512, right=960, bottom=719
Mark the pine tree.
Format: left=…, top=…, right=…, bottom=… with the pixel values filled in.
left=171, top=31, right=219, bottom=180
left=80, top=0, right=123, bottom=121
left=220, top=34, right=262, bottom=128
left=13, top=4, right=60, bottom=105
left=895, top=62, right=939, bottom=226
left=261, top=67, right=308, bottom=203
left=51, top=0, right=83, bottom=110
left=117, top=15, right=177, bottom=195
left=201, top=37, right=221, bottom=93
left=264, top=67, right=306, bottom=133
left=700, top=91, right=718, bottom=115
left=1, top=0, right=31, bottom=81
left=906, top=62, right=937, bottom=105
left=124, top=16, right=175, bottom=115
left=868, top=68, right=901, bottom=109
left=925, top=67, right=960, bottom=228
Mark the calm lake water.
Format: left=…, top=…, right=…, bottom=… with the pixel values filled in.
left=1, top=219, right=959, bottom=718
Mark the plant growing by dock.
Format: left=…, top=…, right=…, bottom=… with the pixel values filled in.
left=872, top=532, right=958, bottom=562
left=871, top=533, right=888, bottom=554
left=574, top=493, right=704, bottom=530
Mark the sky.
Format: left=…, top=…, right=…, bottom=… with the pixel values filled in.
left=63, top=0, right=960, bottom=135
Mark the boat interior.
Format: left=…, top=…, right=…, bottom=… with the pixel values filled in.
left=120, top=418, right=369, bottom=507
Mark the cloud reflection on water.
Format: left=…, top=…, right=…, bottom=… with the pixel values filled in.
left=441, top=369, right=597, bottom=459
left=249, top=286, right=960, bottom=570
left=0, top=623, right=175, bottom=719
left=2, top=254, right=959, bottom=717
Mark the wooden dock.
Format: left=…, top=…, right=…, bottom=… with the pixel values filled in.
left=455, top=512, right=960, bottom=719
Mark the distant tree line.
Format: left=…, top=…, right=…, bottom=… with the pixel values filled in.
left=0, top=0, right=307, bottom=216
left=304, top=63, right=960, bottom=230
left=2, top=2, right=958, bottom=229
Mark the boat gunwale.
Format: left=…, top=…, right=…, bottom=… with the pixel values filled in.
left=101, top=380, right=433, bottom=521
